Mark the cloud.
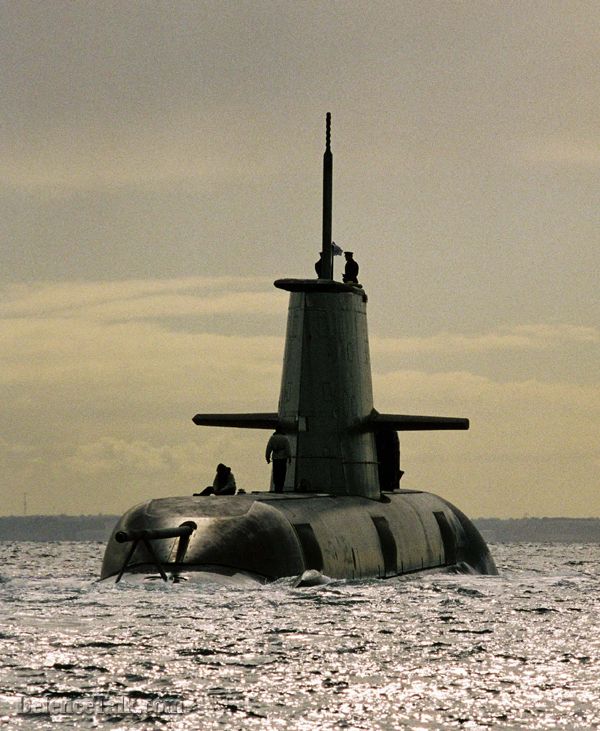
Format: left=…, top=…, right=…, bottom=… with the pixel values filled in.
left=0, top=111, right=288, bottom=193
left=0, top=277, right=284, bottom=389
left=65, top=437, right=218, bottom=477
left=0, top=277, right=275, bottom=318
left=0, top=317, right=283, bottom=392
left=375, top=368, right=600, bottom=434
left=371, top=324, right=599, bottom=356
left=516, top=136, right=600, bottom=167
left=374, top=367, right=600, bottom=517
left=0, top=437, right=35, bottom=458
left=1, top=279, right=598, bottom=518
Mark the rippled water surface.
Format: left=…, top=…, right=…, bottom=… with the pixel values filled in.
left=0, top=542, right=599, bottom=729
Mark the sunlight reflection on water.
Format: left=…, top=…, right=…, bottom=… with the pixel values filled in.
left=0, top=542, right=598, bottom=729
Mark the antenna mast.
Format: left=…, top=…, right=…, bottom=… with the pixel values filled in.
left=321, top=112, right=333, bottom=279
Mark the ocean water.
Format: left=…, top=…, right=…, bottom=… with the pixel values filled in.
left=0, top=542, right=598, bottom=730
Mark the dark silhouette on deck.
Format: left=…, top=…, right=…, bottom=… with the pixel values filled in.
left=315, top=253, right=324, bottom=278
left=195, top=463, right=236, bottom=496
left=343, top=251, right=359, bottom=283
left=265, top=430, right=292, bottom=493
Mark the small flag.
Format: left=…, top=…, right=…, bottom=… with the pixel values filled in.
left=331, top=241, right=343, bottom=256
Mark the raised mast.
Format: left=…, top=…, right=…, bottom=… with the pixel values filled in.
left=321, top=112, right=333, bottom=279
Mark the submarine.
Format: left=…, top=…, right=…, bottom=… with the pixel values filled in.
left=100, top=114, right=497, bottom=584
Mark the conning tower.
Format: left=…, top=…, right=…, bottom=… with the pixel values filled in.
left=193, top=114, right=468, bottom=498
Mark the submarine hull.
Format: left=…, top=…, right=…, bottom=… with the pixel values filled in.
left=100, top=491, right=497, bottom=582
left=99, top=116, right=497, bottom=585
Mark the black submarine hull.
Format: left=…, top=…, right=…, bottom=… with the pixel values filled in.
left=100, top=116, right=497, bottom=585
left=100, top=491, right=497, bottom=582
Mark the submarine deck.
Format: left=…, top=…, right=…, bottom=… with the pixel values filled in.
left=101, top=489, right=497, bottom=581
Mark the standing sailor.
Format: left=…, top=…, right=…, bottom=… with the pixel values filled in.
left=265, top=429, right=292, bottom=493
left=343, top=251, right=359, bottom=284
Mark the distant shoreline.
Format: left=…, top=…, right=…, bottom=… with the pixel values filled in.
left=474, top=517, right=600, bottom=544
left=0, top=515, right=598, bottom=543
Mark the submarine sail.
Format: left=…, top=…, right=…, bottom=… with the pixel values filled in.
left=100, top=115, right=496, bottom=583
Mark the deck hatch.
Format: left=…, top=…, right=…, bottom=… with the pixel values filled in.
left=292, top=523, right=323, bottom=571
left=371, top=516, right=397, bottom=576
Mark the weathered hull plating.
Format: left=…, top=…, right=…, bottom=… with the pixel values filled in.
left=100, top=491, right=497, bottom=582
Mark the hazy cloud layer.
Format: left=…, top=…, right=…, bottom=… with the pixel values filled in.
left=1, top=2, right=599, bottom=518
left=2, top=278, right=598, bottom=517
left=372, top=324, right=599, bottom=356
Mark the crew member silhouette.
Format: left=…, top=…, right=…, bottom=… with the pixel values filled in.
left=195, top=463, right=237, bottom=496
left=265, top=429, right=292, bottom=493
left=342, top=251, right=359, bottom=284
left=315, top=252, right=324, bottom=278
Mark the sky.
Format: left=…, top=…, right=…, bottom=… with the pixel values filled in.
left=1, top=0, right=598, bottom=518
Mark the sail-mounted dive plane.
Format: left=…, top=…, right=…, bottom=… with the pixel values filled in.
left=100, top=114, right=497, bottom=583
